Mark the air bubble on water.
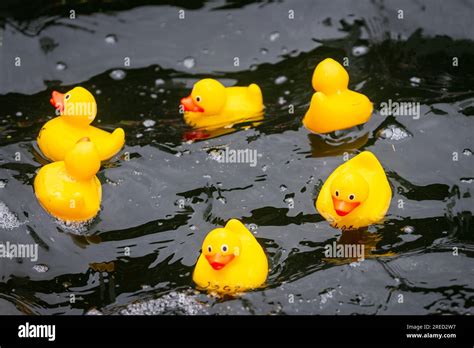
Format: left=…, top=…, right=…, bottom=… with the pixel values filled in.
left=150, top=93, right=158, bottom=99
left=250, top=64, right=258, bottom=71
left=280, top=185, right=287, bottom=192
left=155, top=78, right=165, bottom=86
left=136, top=133, right=143, bottom=138
left=95, top=89, right=102, bottom=95
left=284, top=90, right=290, bottom=95
left=109, top=69, right=126, bottom=80
left=56, top=62, right=67, bottom=71
left=281, top=46, right=288, bottom=54
left=16, top=111, right=22, bottom=117
left=463, top=149, right=472, bottom=156
left=0, top=180, right=6, bottom=188
left=143, top=119, right=156, bottom=128
left=189, top=225, right=197, bottom=231
left=269, top=31, right=280, bottom=42
left=278, top=96, right=287, bottom=105
left=248, top=223, right=258, bottom=232
left=410, top=76, right=421, bottom=86
left=284, top=197, right=294, bottom=206
left=183, top=57, right=195, bottom=69
left=105, top=34, right=117, bottom=44
left=261, top=165, right=268, bottom=172
left=352, top=45, right=369, bottom=57
left=0, top=202, right=21, bottom=229
left=218, top=197, right=227, bottom=204
left=33, top=264, right=49, bottom=273
left=401, top=225, right=415, bottom=234
left=377, top=124, right=411, bottom=141
left=139, top=91, right=146, bottom=97
left=380, top=128, right=393, bottom=139
left=460, top=177, right=473, bottom=183
left=274, top=76, right=288, bottom=85
left=260, top=48, right=268, bottom=55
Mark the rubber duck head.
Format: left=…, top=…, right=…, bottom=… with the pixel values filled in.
left=180, top=79, right=226, bottom=116
left=50, top=87, right=97, bottom=127
left=312, top=58, right=349, bottom=94
left=329, top=171, right=369, bottom=217
left=65, top=137, right=101, bottom=180
left=201, top=227, right=242, bottom=270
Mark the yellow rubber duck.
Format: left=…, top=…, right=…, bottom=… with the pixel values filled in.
left=38, top=87, right=125, bottom=161
left=303, top=58, right=373, bottom=134
left=193, top=219, right=268, bottom=294
left=316, top=151, right=391, bottom=229
left=34, top=138, right=102, bottom=222
left=180, top=78, right=264, bottom=130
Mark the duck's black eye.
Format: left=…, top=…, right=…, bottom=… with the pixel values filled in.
left=349, top=194, right=355, bottom=200
left=335, top=190, right=339, bottom=197
left=221, top=244, right=228, bottom=253
left=65, top=94, right=70, bottom=100
left=207, top=245, right=212, bottom=253
left=195, top=96, right=201, bottom=102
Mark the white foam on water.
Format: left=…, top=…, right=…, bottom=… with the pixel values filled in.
left=120, top=291, right=206, bottom=315
left=0, top=202, right=21, bottom=229
left=378, top=124, right=411, bottom=141
left=56, top=218, right=92, bottom=234
left=33, top=264, right=49, bottom=273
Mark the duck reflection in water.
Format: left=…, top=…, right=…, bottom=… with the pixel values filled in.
left=323, top=228, right=395, bottom=265
left=308, top=126, right=369, bottom=158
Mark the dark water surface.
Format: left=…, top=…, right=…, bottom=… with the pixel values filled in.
left=0, top=0, right=473, bottom=315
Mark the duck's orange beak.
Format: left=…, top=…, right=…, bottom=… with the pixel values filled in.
left=180, top=96, right=204, bottom=112
left=205, top=253, right=235, bottom=270
left=50, top=91, right=65, bottom=112
left=332, top=196, right=360, bottom=216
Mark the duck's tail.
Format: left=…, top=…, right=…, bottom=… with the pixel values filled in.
left=247, top=83, right=263, bottom=108
left=100, top=127, right=125, bottom=160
